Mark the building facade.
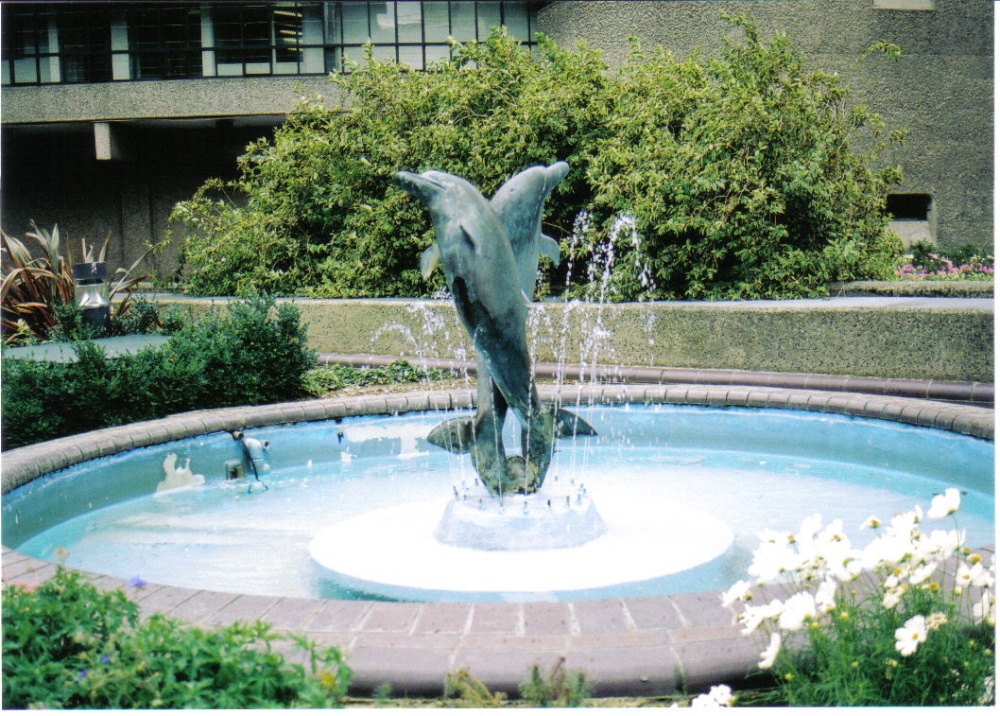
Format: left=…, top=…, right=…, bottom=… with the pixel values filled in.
left=0, top=0, right=992, bottom=280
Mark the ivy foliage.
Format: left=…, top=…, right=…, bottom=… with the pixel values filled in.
left=172, top=15, right=903, bottom=301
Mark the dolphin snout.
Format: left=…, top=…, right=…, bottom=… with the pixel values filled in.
left=396, top=171, right=446, bottom=201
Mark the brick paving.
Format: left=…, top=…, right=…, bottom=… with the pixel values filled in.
left=1, top=379, right=994, bottom=697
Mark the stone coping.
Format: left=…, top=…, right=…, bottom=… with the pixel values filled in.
left=1, top=384, right=994, bottom=697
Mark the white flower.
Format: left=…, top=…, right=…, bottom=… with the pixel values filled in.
left=889, top=506, right=923, bottom=534
left=882, top=583, right=906, bottom=609
left=860, top=515, right=881, bottom=530
left=778, top=591, right=816, bottom=632
left=926, top=488, right=961, bottom=519
left=795, top=513, right=824, bottom=544
left=691, top=684, right=734, bottom=708
left=815, top=579, right=838, bottom=614
left=748, top=540, right=799, bottom=583
left=955, top=559, right=992, bottom=590
left=739, top=598, right=784, bottom=635
left=907, top=559, right=940, bottom=586
left=758, top=632, right=781, bottom=670
left=721, top=580, right=752, bottom=608
left=973, top=589, right=995, bottom=627
left=925, top=612, right=948, bottom=631
left=894, top=615, right=928, bottom=656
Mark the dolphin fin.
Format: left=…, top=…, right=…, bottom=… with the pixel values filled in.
left=421, top=244, right=441, bottom=280
left=540, top=234, right=561, bottom=265
left=554, top=408, right=598, bottom=438
left=427, top=416, right=475, bottom=454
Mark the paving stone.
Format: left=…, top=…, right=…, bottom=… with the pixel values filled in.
left=261, top=597, right=325, bottom=630
left=352, top=631, right=462, bottom=651
left=571, top=599, right=632, bottom=634
left=569, top=629, right=672, bottom=649
left=522, top=602, right=573, bottom=636
left=672, top=633, right=761, bottom=691
left=307, top=600, right=371, bottom=632
left=469, top=602, right=520, bottom=634
left=359, top=602, right=421, bottom=632
left=622, top=596, right=684, bottom=630
left=459, top=633, right=569, bottom=651
left=564, top=645, right=682, bottom=697
left=413, top=603, right=471, bottom=634
left=167, top=589, right=240, bottom=623
left=205, top=593, right=281, bottom=626
left=133, top=584, right=200, bottom=617
left=347, top=644, right=455, bottom=696
left=670, top=591, right=734, bottom=629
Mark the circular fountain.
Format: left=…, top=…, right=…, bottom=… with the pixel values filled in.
left=3, top=398, right=993, bottom=603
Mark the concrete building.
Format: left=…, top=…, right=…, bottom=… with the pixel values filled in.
left=1, top=1, right=992, bottom=280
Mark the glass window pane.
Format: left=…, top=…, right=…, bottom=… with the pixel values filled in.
left=370, top=3, right=395, bottom=44
left=372, top=44, right=396, bottom=63
left=477, top=2, right=502, bottom=38
left=424, top=43, right=451, bottom=65
left=340, top=2, right=369, bottom=43
left=449, top=2, right=475, bottom=41
left=503, top=2, right=529, bottom=41
left=398, top=44, right=423, bottom=69
left=423, top=1, right=450, bottom=42
left=396, top=2, right=422, bottom=43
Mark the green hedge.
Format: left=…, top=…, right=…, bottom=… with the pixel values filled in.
left=1, top=297, right=316, bottom=449
left=172, top=15, right=904, bottom=301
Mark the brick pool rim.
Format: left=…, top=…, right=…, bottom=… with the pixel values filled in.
left=2, top=377, right=994, bottom=698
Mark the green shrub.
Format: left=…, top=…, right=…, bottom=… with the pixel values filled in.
left=172, top=29, right=608, bottom=298
left=2, top=568, right=351, bottom=708
left=581, top=14, right=904, bottom=299
left=1, top=296, right=316, bottom=449
left=172, top=17, right=903, bottom=301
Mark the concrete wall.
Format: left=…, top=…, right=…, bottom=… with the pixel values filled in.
left=158, top=296, right=994, bottom=383
left=537, top=0, right=994, bottom=252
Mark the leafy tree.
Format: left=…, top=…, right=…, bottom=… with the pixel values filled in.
left=581, top=13, right=905, bottom=299
left=172, top=17, right=903, bottom=301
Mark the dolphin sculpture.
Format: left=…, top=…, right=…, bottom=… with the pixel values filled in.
left=396, top=162, right=594, bottom=494
left=490, top=161, right=568, bottom=298
left=397, top=166, right=595, bottom=496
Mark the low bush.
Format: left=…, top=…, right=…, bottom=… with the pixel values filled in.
left=2, top=568, right=351, bottom=708
left=172, top=14, right=904, bottom=301
left=1, top=296, right=316, bottom=449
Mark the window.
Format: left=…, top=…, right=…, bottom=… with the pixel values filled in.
left=211, top=2, right=324, bottom=76
left=325, top=1, right=538, bottom=72
left=1, top=2, right=538, bottom=85
left=1, top=4, right=112, bottom=84
left=887, top=193, right=935, bottom=245
left=124, top=3, right=203, bottom=80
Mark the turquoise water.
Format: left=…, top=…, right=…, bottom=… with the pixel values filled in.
left=4, top=405, right=994, bottom=601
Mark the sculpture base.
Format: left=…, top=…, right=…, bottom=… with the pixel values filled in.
left=435, top=493, right=606, bottom=551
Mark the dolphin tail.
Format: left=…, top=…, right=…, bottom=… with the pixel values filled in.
left=540, top=234, right=561, bottom=264
left=553, top=408, right=598, bottom=438
left=427, top=416, right=475, bottom=454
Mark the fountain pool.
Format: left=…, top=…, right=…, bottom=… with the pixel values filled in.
left=3, top=399, right=993, bottom=604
